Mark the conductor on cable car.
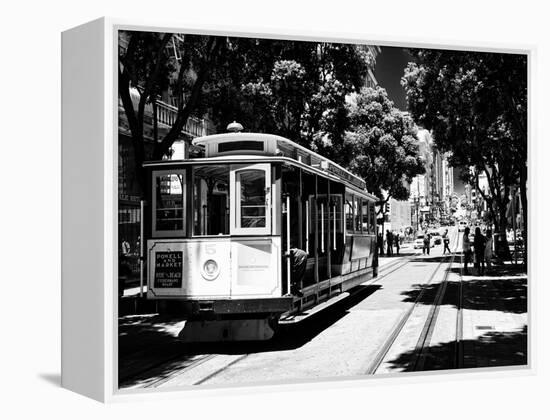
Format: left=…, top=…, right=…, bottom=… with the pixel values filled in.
left=289, top=248, right=307, bottom=297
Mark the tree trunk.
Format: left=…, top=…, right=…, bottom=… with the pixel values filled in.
left=118, top=69, right=147, bottom=194
left=494, top=197, right=511, bottom=261
left=519, top=164, right=528, bottom=264
left=152, top=37, right=221, bottom=160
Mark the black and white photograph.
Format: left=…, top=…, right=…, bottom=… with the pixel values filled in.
left=116, top=29, right=528, bottom=390
left=6, top=0, right=550, bottom=417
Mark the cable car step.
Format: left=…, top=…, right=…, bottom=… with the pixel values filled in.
left=278, top=292, right=350, bottom=324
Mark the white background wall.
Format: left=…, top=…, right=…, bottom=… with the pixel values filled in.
left=1, top=0, right=548, bottom=417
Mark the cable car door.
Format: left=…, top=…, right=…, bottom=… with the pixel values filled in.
left=229, top=163, right=280, bottom=297
left=230, top=163, right=271, bottom=235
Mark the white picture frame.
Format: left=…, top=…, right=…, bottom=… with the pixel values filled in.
left=61, top=17, right=534, bottom=403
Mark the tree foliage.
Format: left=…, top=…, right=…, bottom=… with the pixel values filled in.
left=118, top=31, right=222, bottom=186
left=119, top=33, right=373, bottom=189
left=342, top=86, right=425, bottom=204
left=119, top=33, right=427, bottom=214
left=401, top=49, right=527, bottom=245
left=204, top=39, right=372, bottom=162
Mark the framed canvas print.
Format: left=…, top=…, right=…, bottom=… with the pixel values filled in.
left=61, top=17, right=531, bottom=402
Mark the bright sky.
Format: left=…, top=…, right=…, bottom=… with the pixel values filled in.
left=375, top=46, right=465, bottom=195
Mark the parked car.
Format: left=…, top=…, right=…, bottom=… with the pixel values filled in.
left=430, top=231, right=442, bottom=245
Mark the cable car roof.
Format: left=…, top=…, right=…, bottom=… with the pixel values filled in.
left=192, top=132, right=369, bottom=193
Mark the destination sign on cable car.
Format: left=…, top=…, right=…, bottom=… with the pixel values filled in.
left=154, top=251, right=183, bottom=288
left=327, top=162, right=366, bottom=190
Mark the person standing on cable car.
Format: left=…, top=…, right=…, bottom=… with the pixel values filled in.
left=289, top=248, right=306, bottom=297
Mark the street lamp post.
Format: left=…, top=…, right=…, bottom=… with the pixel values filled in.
left=415, top=197, right=420, bottom=233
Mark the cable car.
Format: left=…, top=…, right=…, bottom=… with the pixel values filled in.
left=142, top=124, right=379, bottom=341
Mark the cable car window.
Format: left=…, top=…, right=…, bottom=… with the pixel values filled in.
left=152, top=170, right=185, bottom=237
left=237, top=169, right=266, bottom=228
left=317, top=177, right=329, bottom=259
left=302, top=171, right=316, bottom=255
left=354, top=196, right=361, bottom=232
left=331, top=194, right=343, bottom=236
left=193, top=165, right=230, bottom=236
left=282, top=165, right=302, bottom=249
left=218, top=141, right=264, bottom=153
left=369, top=201, right=376, bottom=234
left=345, top=193, right=354, bottom=233
left=361, top=200, right=369, bottom=233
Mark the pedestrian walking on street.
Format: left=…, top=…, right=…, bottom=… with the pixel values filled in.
left=442, top=229, right=451, bottom=254
left=394, top=232, right=400, bottom=255
left=377, top=232, right=384, bottom=256
left=386, top=230, right=393, bottom=256
left=462, top=227, right=472, bottom=275
left=423, top=231, right=431, bottom=255
left=473, top=227, right=487, bottom=276
left=484, top=229, right=494, bottom=274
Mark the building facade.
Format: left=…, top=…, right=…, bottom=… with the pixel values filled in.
left=409, top=128, right=455, bottom=229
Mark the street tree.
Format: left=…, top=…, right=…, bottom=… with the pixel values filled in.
left=343, top=86, right=426, bottom=209
left=401, top=49, right=527, bottom=257
left=118, top=31, right=222, bottom=187
left=205, top=40, right=372, bottom=162
left=118, top=33, right=375, bottom=197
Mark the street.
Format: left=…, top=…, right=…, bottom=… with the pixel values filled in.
left=118, top=226, right=527, bottom=390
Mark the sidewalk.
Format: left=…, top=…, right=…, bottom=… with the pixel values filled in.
left=460, top=260, right=527, bottom=368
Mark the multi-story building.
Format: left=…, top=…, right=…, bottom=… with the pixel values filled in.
left=432, top=150, right=455, bottom=217
left=409, top=129, right=455, bottom=228
left=409, top=129, right=433, bottom=228
left=384, top=198, right=412, bottom=235
left=364, top=46, right=382, bottom=88
left=442, top=156, right=454, bottom=212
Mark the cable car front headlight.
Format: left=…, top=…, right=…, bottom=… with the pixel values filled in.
left=201, top=259, right=220, bottom=280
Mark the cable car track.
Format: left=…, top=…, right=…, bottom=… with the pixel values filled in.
left=455, top=245, right=465, bottom=369
left=365, top=231, right=460, bottom=374
left=122, top=350, right=251, bottom=389
left=121, top=242, right=451, bottom=388
left=121, top=257, right=413, bottom=388
left=411, top=247, right=458, bottom=371
left=374, top=249, right=422, bottom=281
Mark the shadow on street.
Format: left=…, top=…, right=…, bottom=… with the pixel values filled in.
left=119, top=284, right=383, bottom=387
left=400, top=276, right=526, bottom=314
left=384, top=326, right=527, bottom=371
